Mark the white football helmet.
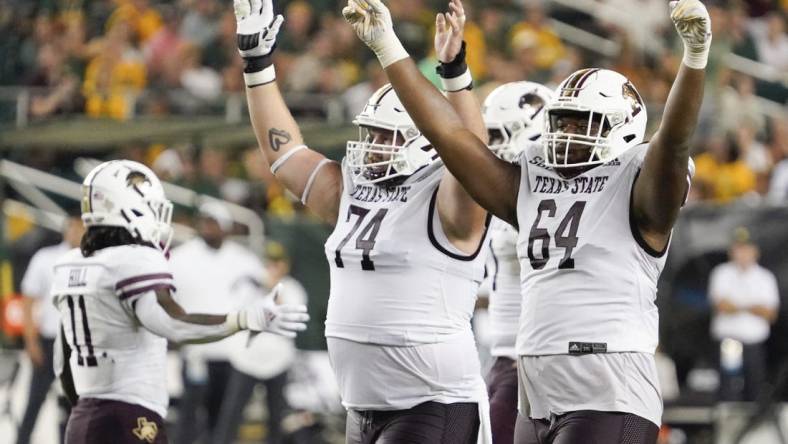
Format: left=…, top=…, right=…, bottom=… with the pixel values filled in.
left=81, top=160, right=173, bottom=252
left=346, top=84, right=437, bottom=185
left=483, top=81, right=553, bottom=162
left=543, top=68, right=647, bottom=168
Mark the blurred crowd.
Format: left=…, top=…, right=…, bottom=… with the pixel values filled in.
left=1, top=0, right=788, bottom=208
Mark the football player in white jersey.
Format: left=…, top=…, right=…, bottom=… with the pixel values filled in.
left=346, top=0, right=710, bottom=442
left=52, top=160, right=309, bottom=444
left=233, top=0, right=493, bottom=441
left=482, top=81, right=553, bottom=444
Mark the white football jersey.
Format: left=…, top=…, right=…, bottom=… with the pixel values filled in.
left=324, top=161, right=491, bottom=346
left=50, top=245, right=175, bottom=417
left=515, top=143, right=691, bottom=356
left=486, top=218, right=521, bottom=359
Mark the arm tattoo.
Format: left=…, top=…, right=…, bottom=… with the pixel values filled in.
left=268, top=128, right=292, bottom=152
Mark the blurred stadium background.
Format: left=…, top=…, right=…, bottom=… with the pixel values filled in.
left=0, top=0, right=786, bottom=443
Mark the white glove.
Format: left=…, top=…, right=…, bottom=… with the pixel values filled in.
left=226, top=285, right=310, bottom=338
left=669, top=0, right=712, bottom=70
left=342, top=0, right=409, bottom=68
left=234, top=0, right=284, bottom=86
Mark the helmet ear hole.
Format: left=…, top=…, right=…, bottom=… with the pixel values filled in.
left=623, top=134, right=636, bottom=143
left=131, top=209, right=144, bottom=217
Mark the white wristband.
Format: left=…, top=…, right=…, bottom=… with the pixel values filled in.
left=374, top=34, right=410, bottom=69
left=224, top=311, right=244, bottom=332
left=682, top=44, right=710, bottom=70
left=440, top=68, right=473, bottom=92
left=244, top=65, right=276, bottom=87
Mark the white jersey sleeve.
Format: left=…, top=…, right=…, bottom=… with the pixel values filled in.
left=111, top=247, right=175, bottom=309
left=50, top=245, right=172, bottom=417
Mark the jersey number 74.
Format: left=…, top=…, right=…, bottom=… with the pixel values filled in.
left=334, top=204, right=388, bottom=271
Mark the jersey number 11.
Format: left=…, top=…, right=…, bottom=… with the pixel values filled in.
left=65, top=294, right=98, bottom=367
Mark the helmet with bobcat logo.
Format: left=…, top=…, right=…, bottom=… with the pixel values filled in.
left=81, top=160, right=173, bottom=251
left=483, top=81, right=553, bottom=162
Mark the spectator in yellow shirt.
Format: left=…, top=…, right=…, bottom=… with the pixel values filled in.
left=107, top=0, right=163, bottom=44
left=83, top=20, right=147, bottom=120
left=508, top=4, right=565, bottom=72
left=694, top=134, right=757, bottom=203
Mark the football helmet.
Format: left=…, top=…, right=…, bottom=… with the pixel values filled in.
left=346, top=84, right=437, bottom=185
left=483, top=81, right=553, bottom=162
left=543, top=68, right=647, bottom=168
left=81, top=160, right=173, bottom=252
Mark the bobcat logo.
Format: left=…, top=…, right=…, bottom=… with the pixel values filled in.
left=132, top=417, right=158, bottom=443
left=126, top=171, right=151, bottom=188
left=622, top=82, right=643, bottom=117
left=518, top=93, right=545, bottom=110
left=126, top=171, right=152, bottom=197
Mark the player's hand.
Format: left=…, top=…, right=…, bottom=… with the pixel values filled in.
left=234, top=0, right=282, bottom=86
left=434, top=0, right=466, bottom=64
left=342, top=0, right=408, bottom=68
left=669, top=0, right=711, bottom=69
left=433, top=0, right=471, bottom=91
left=241, top=284, right=309, bottom=337
left=234, top=0, right=283, bottom=60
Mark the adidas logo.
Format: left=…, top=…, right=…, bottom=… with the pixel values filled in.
left=568, top=342, right=608, bottom=354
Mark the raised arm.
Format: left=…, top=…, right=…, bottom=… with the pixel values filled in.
left=434, top=1, right=489, bottom=248
left=343, top=0, right=520, bottom=226
left=633, top=0, right=710, bottom=251
left=235, top=0, right=342, bottom=224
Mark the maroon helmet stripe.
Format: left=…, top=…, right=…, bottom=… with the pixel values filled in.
left=560, top=68, right=592, bottom=97
left=572, top=68, right=600, bottom=97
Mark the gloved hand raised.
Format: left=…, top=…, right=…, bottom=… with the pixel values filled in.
left=669, top=0, right=712, bottom=69
left=234, top=0, right=284, bottom=86
left=342, top=0, right=409, bottom=68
